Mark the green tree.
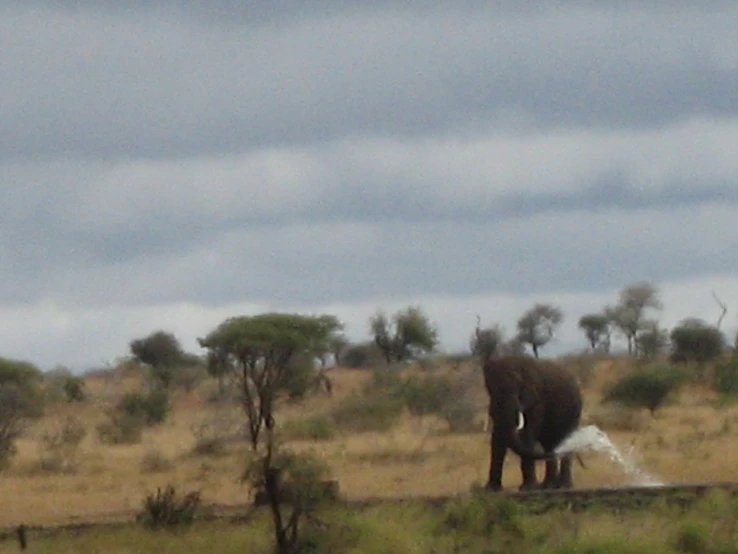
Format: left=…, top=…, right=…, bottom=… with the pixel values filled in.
left=516, top=303, right=564, bottom=358
left=0, top=357, right=45, bottom=468
left=606, top=282, right=662, bottom=355
left=129, top=330, right=185, bottom=389
left=636, top=321, right=669, bottom=361
left=369, top=305, right=439, bottom=364
left=198, top=313, right=342, bottom=554
left=578, top=313, right=611, bottom=352
left=670, top=318, right=725, bottom=364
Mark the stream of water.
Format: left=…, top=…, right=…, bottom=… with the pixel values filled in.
left=555, top=425, right=663, bottom=487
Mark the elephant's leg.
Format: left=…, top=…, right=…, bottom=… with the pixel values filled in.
left=486, top=427, right=507, bottom=491
left=556, top=454, right=574, bottom=489
left=517, top=428, right=539, bottom=491
left=519, top=456, right=538, bottom=491
left=541, top=459, right=559, bottom=489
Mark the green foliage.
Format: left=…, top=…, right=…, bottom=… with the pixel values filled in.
left=330, top=393, right=404, bottom=433
left=130, top=330, right=185, bottom=388
left=137, top=485, right=201, bottom=530
left=440, top=493, right=524, bottom=548
left=369, top=306, right=439, bottom=364
left=516, top=303, right=564, bottom=357
left=198, top=312, right=345, bottom=450
left=118, top=389, right=170, bottom=425
left=0, top=357, right=45, bottom=469
left=578, top=313, right=611, bottom=351
left=673, top=521, right=710, bottom=554
left=713, top=358, right=738, bottom=397
left=400, top=374, right=453, bottom=416
left=170, top=360, right=207, bottom=393
left=603, top=364, right=685, bottom=415
left=670, top=318, right=726, bottom=364
left=281, top=415, right=337, bottom=441
left=341, top=342, right=384, bottom=369
left=282, top=354, right=319, bottom=401
left=62, top=375, right=87, bottom=402
left=96, top=411, right=145, bottom=445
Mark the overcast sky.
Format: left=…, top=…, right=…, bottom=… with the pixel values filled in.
left=3, top=2, right=738, bottom=371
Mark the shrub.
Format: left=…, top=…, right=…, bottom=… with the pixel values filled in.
left=670, top=318, right=725, bottom=364
left=140, top=448, right=174, bottom=473
left=440, top=493, right=523, bottom=539
left=399, top=374, right=453, bottom=416
left=713, top=358, right=738, bottom=397
left=96, top=411, right=145, bottom=445
left=137, top=485, right=201, bottom=530
left=0, top=358, right=45, bottom=469
left=62, top=376, right=86, bottom=402
left=341, top=342, right=384, bottom=369
left=188, top=410, right=242, bottom=457
left=440, top=400, right=480, bottom=433
left=33, top=417, right=87, bottom=474
left=281, top=415, right=337, bottom=441
left=118, top=389, right=170, bottom=425
left=674, top=522, right=710, bottom=554
left=330, top=393, right=404, bottom=433
left=603, top=364, right=685, bottom=415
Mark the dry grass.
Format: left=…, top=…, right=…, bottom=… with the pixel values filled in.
left=1, top=360, right=737, bottom=528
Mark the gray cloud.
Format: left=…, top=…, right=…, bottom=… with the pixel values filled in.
left=3, top=4, right=738, bottom=160
left=3, top=2, right=738, bottom=369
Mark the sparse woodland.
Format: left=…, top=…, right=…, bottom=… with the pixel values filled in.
left=2, top=281, right=738, bottom=552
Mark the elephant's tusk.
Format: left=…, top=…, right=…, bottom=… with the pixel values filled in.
left=516, top=411, right=525, bottom=431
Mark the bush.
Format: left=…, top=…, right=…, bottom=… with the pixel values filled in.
left=281, top=415, right=337, bottom=441
left=341, top=342, right=384, bottom=369
left=603, top=364, right=685, bottom=415
left=440, top=493, right=523, bottom=539
left=96, top=411, right=145, bottom=445
left=62, top=376, right=86, bottom=402
left=670, top=318, right=725, bottom=364
left=188, top=409, right=242, bottom=457
left=674, top=522, right=710, bottom=554
left=137, top=485, right=201, bottom=530
left=330, top=393, right=404, bottom=433
left=140, top=448, right=174, bottom=473
left=440, top=400, right=480, bottom=433
left=714, top=358, right=738, bottom=397
left=34, top=417, right=87, bottom=474
left=118, top=389, right=170, bottom=426
left=399, top=374, right=453, bottom=416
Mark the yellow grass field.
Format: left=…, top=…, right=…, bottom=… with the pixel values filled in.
left=1, top=358, right=736, bottom=528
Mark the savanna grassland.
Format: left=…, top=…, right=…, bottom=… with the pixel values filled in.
left=2, top=356, right=738, bottom=553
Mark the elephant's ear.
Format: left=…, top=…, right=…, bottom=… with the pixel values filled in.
left=517, top=369, right=540, bottom=411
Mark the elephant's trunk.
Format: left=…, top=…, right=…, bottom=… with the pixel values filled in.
left=507, top=411, right=558, bottom=461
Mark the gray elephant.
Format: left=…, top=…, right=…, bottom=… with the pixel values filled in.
left=482, top=355, right=583, bottom=491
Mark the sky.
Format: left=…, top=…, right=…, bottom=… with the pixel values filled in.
left=3, top=2, right=738, bottom=371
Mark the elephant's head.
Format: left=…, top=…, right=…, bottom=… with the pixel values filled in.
left=484, top=357, right=556, bottom=461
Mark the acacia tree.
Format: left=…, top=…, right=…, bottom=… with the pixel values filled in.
left=578, top=313, right=611, bottom=352
left=605, top=282, right=662, bottom=355
left=516, top=303, right=563, bottom=358
left=670, top=318, right=725, bottom=364
left=0, top=358, right=44, bottom=468
left=635, top=320, right=669, bottom=361
left=130, top=330, right=185, bottom=389
left=198, top=312, right=344, bottom=554
left=369, top=306, right=438, bottom=364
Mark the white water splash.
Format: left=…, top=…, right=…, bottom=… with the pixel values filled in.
left=555, top=425, right=663, bottom=487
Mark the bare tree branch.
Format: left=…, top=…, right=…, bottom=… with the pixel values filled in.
left=712, top=290, right=728, bottom=330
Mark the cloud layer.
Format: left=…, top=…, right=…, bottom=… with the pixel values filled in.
left=2, top=2, right=738, bottom=369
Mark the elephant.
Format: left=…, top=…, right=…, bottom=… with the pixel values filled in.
left=482, top=355, right=583, bottom=491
